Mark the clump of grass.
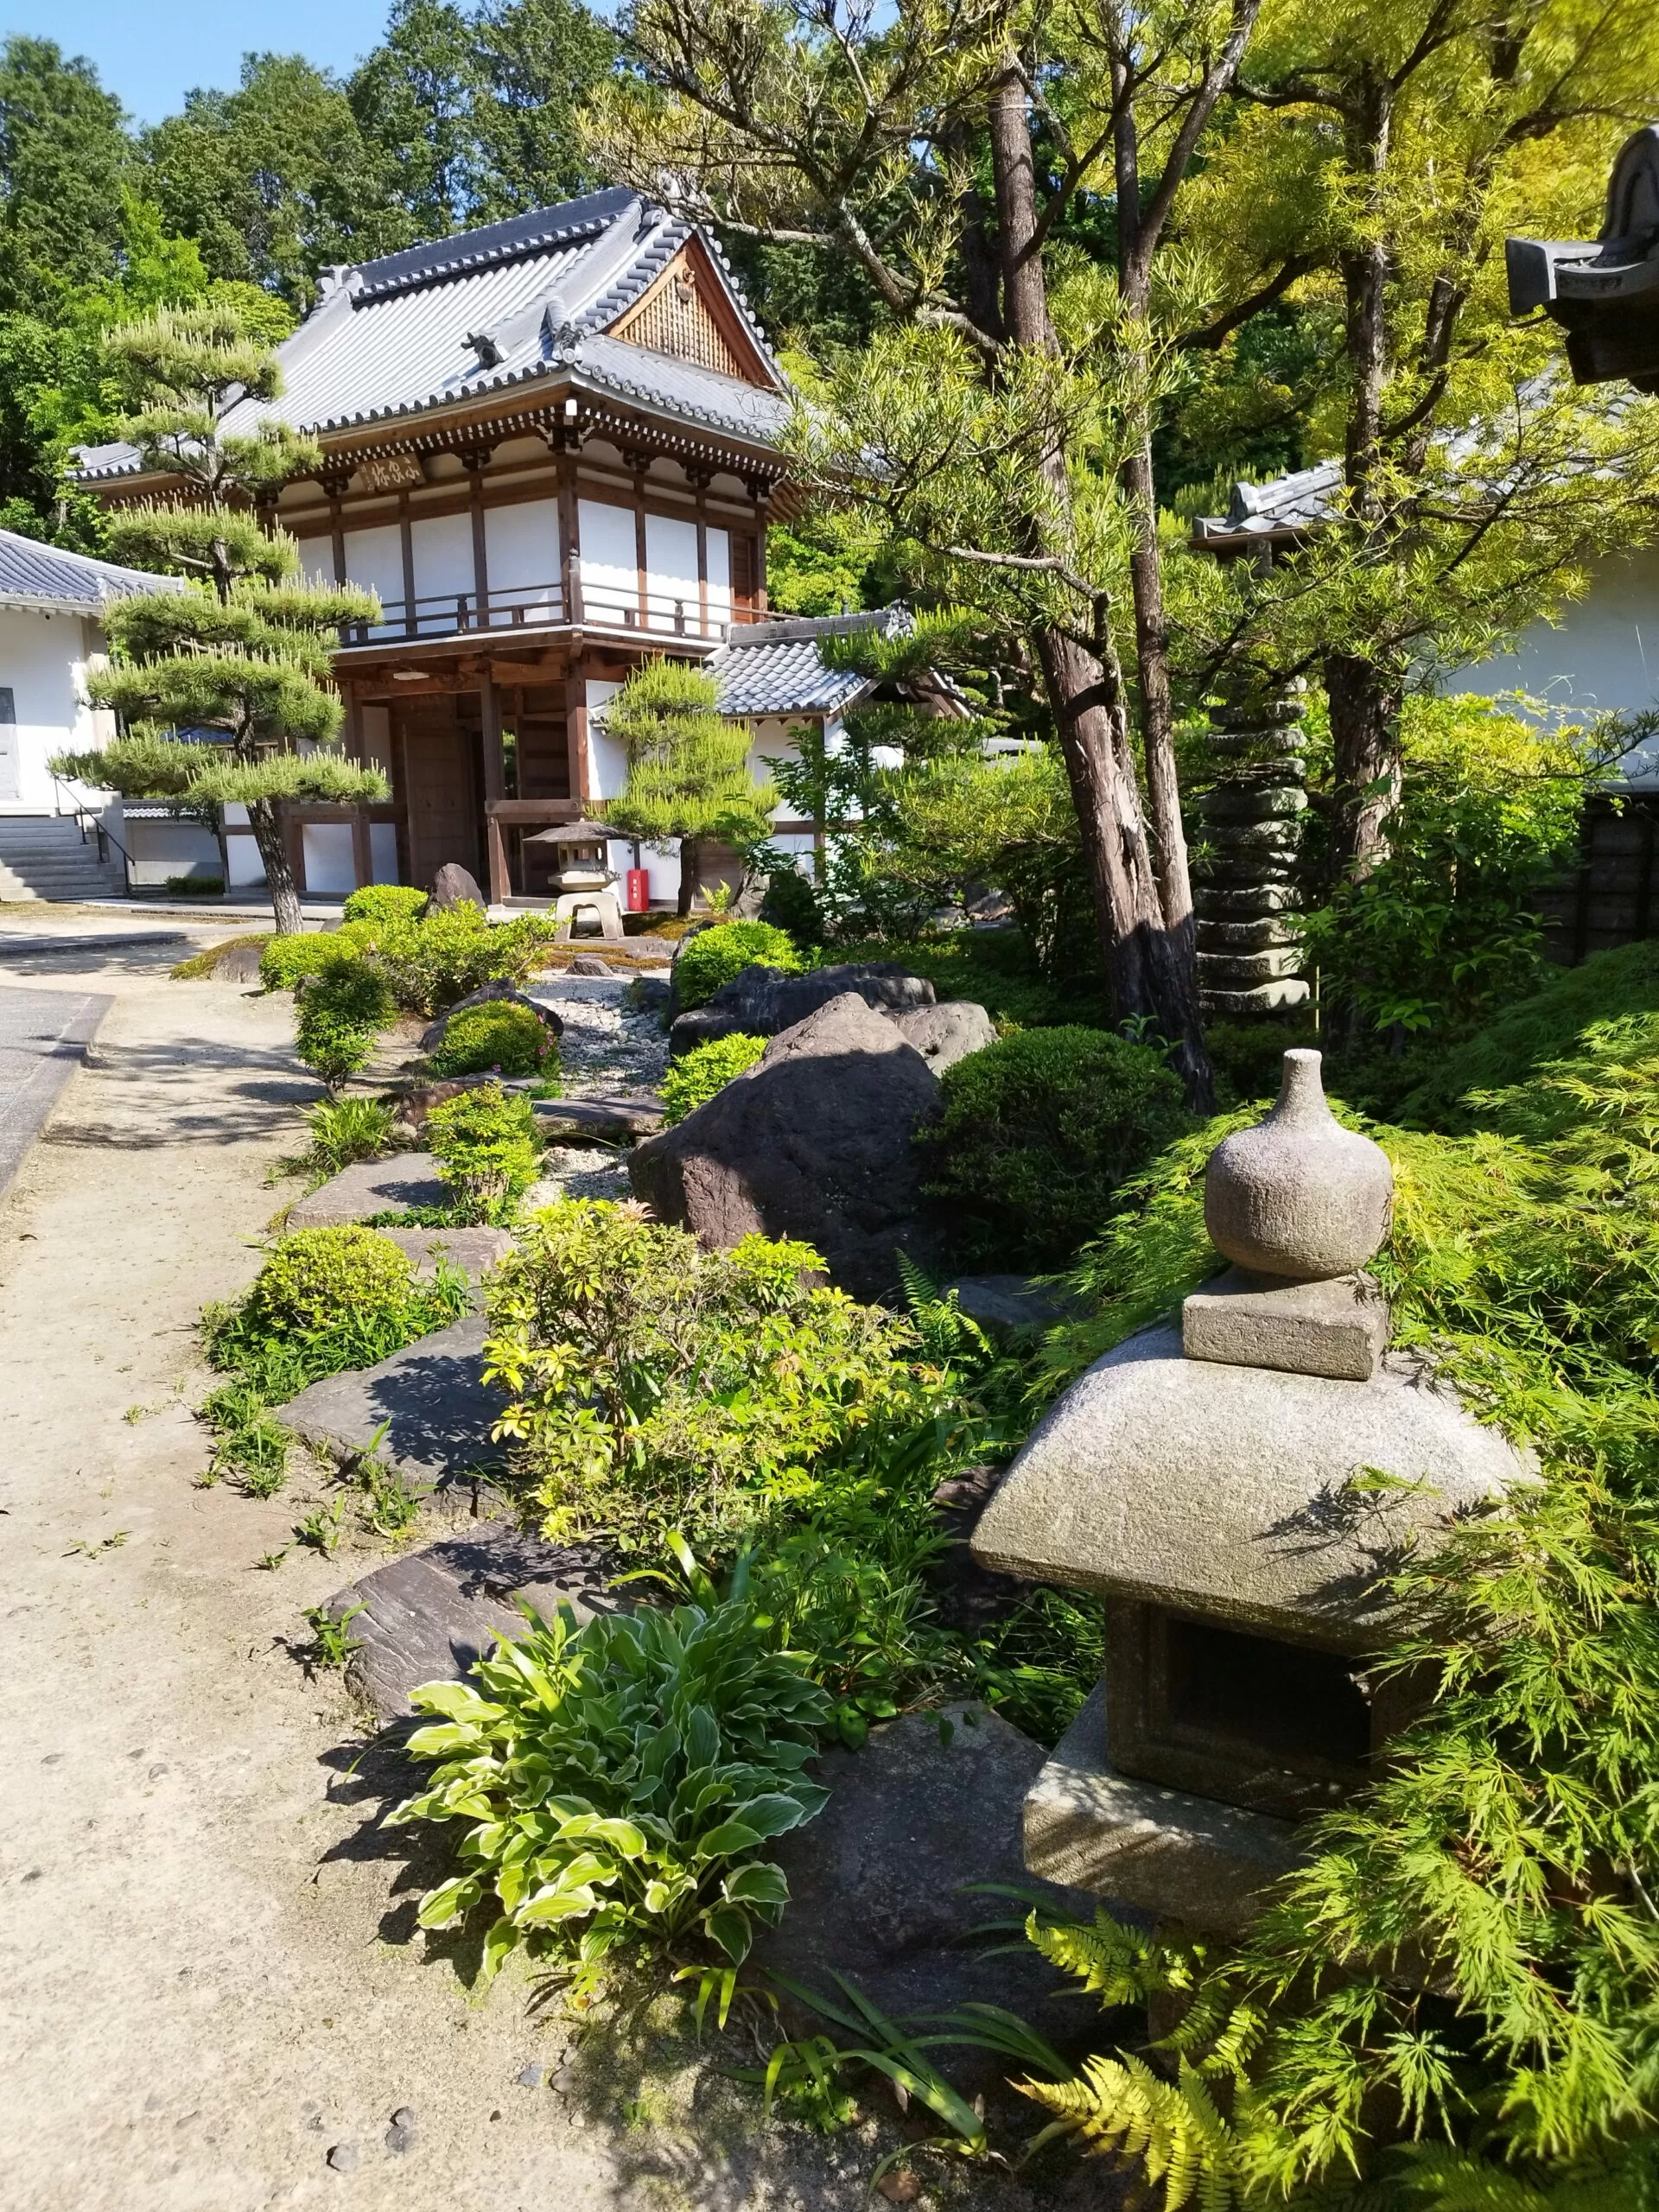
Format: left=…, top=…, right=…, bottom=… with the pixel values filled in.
left=170, top=931, right=269, bottom=980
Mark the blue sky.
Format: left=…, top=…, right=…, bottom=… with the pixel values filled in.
left=3, top=1, right=394, bottom=124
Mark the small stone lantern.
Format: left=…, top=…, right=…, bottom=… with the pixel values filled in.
left=971, top=1050, right=1531, bottom=1932
left=521, top=817, right=625, bottom=942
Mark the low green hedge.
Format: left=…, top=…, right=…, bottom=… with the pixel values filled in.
left=661, top=1032, right=768, bottom=1123
left=673, top=919, right=802, bottom=1009
left=921, top=1025, right=1191, bottom=1268
left=429, top=1000, right=558, bottom=1080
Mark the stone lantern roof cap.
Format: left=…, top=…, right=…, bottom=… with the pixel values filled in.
left=971, top=1323, right=1533, bottom=1651
left=522, top=817, right=616, bottom=844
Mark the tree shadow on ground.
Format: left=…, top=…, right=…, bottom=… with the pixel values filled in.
left=40, top=1033, right=316, bottom=1147
left=0, top=929, right=199, bottom=977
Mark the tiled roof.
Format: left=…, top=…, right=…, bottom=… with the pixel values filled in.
left=709, top=608, right=911, bottom=719
left=0, top=528, right=181, bottom=615
left=1192, top=460, right=1343, bottom=546
left=76, top=191, right=789, bottom=482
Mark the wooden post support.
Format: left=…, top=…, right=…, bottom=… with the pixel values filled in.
left=566, top=658, right=591, bottom=809
left=465, top=450, right=491, bottom=626
left=398, top=493, right=416, bottom=638
left=556, top=446, right=583, bottom=623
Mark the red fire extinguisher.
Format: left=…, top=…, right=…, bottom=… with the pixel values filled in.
left=625, top=867, right=650, bottom=913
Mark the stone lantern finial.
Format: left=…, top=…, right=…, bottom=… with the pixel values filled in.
left=1185, top=1049, right=1395, bottom=1381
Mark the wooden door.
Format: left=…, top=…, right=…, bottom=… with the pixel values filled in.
left=397, top=696, right=484, bottom=892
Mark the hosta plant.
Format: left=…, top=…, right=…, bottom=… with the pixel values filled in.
left=389, top=1595, right=830, bottom=1997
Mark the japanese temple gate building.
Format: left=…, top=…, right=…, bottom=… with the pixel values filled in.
left=77, top=188, right=895, bottom=906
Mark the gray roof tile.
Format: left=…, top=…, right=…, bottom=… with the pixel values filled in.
left=0, top=528, right=181, bottom=614
left=76, top=191, right=788, bottom=481
left=709, top=607, right=910, bottom=718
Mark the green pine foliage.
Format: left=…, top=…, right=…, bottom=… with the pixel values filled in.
left=603, top=662, right=778, bottom=914
left=47, top=302, right=384, bottom=932
left=660, top=1032, right=768, bottom=1122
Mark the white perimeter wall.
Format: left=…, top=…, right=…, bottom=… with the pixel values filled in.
left=1451, top=546, right=1659, bottom=782
left=0, top=607, right=118, bottom=813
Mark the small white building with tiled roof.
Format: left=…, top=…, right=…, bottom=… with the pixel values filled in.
left=0, top=527, right=176, bottom=816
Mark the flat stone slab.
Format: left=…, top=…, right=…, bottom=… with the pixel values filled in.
left=1183, top=1268, right=1389, bottom=1382
left=0, top=986, right=111, bottom=1199
left=326, top=1520, right=619, bottom=1719
left=531, top=1093, right=664, bottom=1141
left=751, top=1704, right=1101, bottom=2094
left=276, top=1316, right=506, bottom=1480
left=949, top=1274, right=1076, bottom=1343
left=286, top=1153, right=447, bottom=1230
left=376, top=1225, right=512, bottom=1287
left=1024, top=1682, right=1301, bottom=1936
left=527, top=976, right=632, bottom=1004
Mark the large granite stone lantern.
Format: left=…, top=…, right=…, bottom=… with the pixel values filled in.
left=971, top=1049, right=1532, bottom=1933
left=1506, top=124, right=1659, bottom=391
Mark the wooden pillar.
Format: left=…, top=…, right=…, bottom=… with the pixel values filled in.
left=343, top=687, right=372, bottom=888
left=465, top=450, right=491, bottom=626
left=566, top=655, right=591, bottom=808
left=479, top=665, right=509, bottom=905
left=398, top=493, right=416, bottom=638
left=556, top=449, right=583, bottom=622
left=632, top=467, right=650, bottom=631
left=329, top=503, right=347, bottom=586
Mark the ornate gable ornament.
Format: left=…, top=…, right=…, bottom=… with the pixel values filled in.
left=1507, top=124, right=1659, bottom=391
left=607, top=240, right=772, bottom=386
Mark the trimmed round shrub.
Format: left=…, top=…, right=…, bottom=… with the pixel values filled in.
left=661, top=1032, right=768, bottom=1124
left=426, top=1081, right=543, bottom=1222
left=296, top=960, right=395, bottom=1091
left=250, top=1226, right=416, bottom=1337
left=259, top=919, right=382, bottom=992
left=374, top=907, right=556, bottom=1017
left=342, top=884, right=429, bottom=925
left=922, top=1026, right=1192, bottom=1269
left=759, top=861, right=823, bottom=945
left=672, top=919, right=802, bottom=1010
left=429, top=1000, right=557, bottom=1079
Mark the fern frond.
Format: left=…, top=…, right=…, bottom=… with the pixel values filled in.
left=1019, top=2050, right=1241, bottom=2211
left=1026, top=1904, right=1198, bottom=2006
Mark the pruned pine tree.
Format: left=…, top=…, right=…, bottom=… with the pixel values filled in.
left=603, top=660, right=778, bottom=916
left=588, top=0, right=1267, bottom=1106
left=49, top=304, right=382, bottom=932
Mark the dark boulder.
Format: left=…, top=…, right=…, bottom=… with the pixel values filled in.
left=667, top=960, right=935, bottom=1057
left=429, top=861, right=486, bottom=911
left=629, top=991, right=945, bottom=1301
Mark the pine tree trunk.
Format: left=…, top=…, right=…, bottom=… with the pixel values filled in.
left=246, top=798, right=304, bottom=935
left=988, top=59, right=1213, bottom=1108
left=677, top=836, right=702, bottom=918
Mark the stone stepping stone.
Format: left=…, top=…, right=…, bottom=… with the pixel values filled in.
left=287, top=1152, right=446, bottom=1230
left=376, top=1224, right=512, bottom=1287
left=526, top=975, right=632, bottom=1004
left=276, top=1316, right=505, bottom=1480
left=324, top=1519, right=620, bottom=1719
left=531, top=1093, right=664, bottom=1142
left=749, top=1703, right=1104, bottom=2094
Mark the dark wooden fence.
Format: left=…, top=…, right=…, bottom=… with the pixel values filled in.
left=1539, top=792, right=1659, bottom=964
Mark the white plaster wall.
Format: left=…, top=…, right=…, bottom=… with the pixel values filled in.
left=341, top=524, right=406, bottom=614
left=579, top=499, right=637, bottom=625
left=485, top=499, right=560, bottom=618
left=644, top=513, right=699, bottom=634
left=124, top=816, right=222, bottom=887
left=302, top=822, right=357, bottom=896
left=293, top=535, right=335, bottom=587
left=0, top=607, right=118, bottom=813
left=410, top=512, right=474, bottom=605
left=706, top=527, right=731, bottom=632
left=1450, top=547, right=1659, bottom=780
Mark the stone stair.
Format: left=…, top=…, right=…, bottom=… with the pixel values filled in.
left=0, top=815, right=127, bottom=903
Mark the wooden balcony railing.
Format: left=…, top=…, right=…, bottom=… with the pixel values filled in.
left=340, top=578, right=764, bottom=649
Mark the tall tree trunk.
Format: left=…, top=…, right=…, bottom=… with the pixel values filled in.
left=1327, top=71, right=1402, bottom=884
left=246, top=798, right=303, bottom=935
left=1122, top=436, right=1198, bottom=952
left=677, top=836, right=702, bottom=918
left=1324, top=652, right=1402, bottom=885
left=988, top=57, right=1213, bottom=1105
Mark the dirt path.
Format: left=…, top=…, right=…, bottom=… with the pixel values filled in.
left=0, top=917, right=915, bottom=2212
